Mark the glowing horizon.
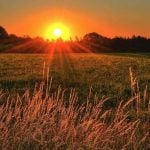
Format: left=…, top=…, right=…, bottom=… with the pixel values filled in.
left=1, top=1, right=150, bottom=38
left=44, top=22, right=71, bottom=41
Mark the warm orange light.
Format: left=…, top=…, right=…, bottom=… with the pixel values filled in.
left=44, top=22, right=71, bottom=41
left=53, top=28, right=62, bottom=38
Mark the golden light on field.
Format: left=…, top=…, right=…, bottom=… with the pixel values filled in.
left=44, top=22, right=71, bottom=41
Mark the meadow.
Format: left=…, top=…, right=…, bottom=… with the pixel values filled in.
left=0, top=53, right=150, bottom=149
left=0, top=53, right=150, bottom=100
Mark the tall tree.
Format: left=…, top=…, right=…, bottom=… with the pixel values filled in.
left=0, top=26, right=8, bottom=38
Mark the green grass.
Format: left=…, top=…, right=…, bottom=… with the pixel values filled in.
left=0, top=53, right=149, bottom=149
left=0, top=53, right=150, bottom=101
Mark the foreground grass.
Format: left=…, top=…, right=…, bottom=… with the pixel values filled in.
left=0, top=70, right=149, bottom=149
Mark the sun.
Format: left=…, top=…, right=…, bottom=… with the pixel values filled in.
left=44, top=22, right=71, bottom=41
left=53, top=28, right=62, bottom=38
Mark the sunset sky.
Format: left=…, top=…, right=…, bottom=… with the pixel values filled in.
left=0, top=0, right=150, bottom=39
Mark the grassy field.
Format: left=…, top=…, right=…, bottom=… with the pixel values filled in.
left=0, top=53, right=150, bottom=149
left=0, top=53, right=150, bottom=100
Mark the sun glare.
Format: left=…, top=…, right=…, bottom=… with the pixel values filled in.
left=45, top=22, right=71, bottom=41
left=53, top=28, right=62, bottom=37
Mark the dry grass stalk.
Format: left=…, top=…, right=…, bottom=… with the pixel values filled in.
left=0, top=69, right=149, bottom=149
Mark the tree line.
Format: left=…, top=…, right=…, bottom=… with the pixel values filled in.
left=0, top=26, right=150, bottom=53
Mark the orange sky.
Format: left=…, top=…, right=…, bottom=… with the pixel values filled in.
left=1, top=0, right=150, bottom=39
left=5, top=9, right=112, bottom=39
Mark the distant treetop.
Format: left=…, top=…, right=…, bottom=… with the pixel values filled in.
left=0, top=26, right=9, bottom=39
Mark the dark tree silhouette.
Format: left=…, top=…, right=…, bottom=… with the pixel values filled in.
left=0, top=25, right=150, bottom=53
left=0, top=26, right=8, bottom=38
left=82, top=32, right=112, bottom=52
left=83, top=32, right=101, bottom=41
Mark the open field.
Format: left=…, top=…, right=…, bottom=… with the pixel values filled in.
left=0, top=53, right=150, bottom=100
left=0, top=53, right=150, bottom=149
